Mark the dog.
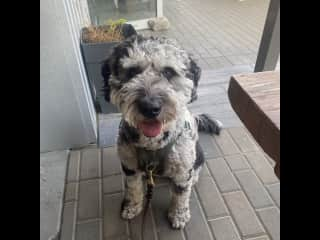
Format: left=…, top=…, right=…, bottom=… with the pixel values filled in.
left=101, top=34, right=222, bottom=229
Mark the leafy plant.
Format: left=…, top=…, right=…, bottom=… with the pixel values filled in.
left=83, top=18, right=127, bottom=43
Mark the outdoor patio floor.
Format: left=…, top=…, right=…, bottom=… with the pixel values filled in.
left=60, top=127, right=279, bottom=240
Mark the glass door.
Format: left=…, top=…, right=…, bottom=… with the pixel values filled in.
left=87, top=0, right=163, bottom=30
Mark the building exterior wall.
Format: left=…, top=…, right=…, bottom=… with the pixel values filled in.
left=40, top=0, right=96, bottom=152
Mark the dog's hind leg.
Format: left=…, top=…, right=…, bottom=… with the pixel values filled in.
left=121, top=171, right=144, bottom=220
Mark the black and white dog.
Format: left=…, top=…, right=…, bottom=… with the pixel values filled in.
left=102, top=34, right=222, bottom=229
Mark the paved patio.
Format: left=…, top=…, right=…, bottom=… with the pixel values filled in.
left=60, top=127, right=279, bottom=240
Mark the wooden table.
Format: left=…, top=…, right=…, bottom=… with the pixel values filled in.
left=228, top=71, right=280, bottom=179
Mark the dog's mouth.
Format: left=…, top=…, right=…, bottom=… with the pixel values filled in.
left=138, top=119, right=162, bottom=137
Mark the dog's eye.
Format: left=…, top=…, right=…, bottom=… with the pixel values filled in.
left=162, top=67, right=177, bottom=80
left=126, top=66, right=142, bottom=79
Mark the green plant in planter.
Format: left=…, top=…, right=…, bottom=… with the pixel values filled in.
left=82, top=18, right=128, bottom=43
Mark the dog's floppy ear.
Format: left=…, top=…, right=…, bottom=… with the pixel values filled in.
left=101, top=58, right=111, bottom=102
left=120, top=23, right=138, bottom=39
left=186, top=58, right=202, bottom=103
left=101, top=39, right=133, bottom=102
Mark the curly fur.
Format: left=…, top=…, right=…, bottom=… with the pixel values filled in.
left=101, top=34, right=221, bottom=229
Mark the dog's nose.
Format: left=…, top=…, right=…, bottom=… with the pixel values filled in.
left=137, top=96, right=162, bottom=118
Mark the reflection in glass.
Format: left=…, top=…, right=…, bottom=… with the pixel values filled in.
left=87, top=0, right=157, bottom=25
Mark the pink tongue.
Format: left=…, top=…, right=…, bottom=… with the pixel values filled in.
left=138, top=121, right=162, bottom=137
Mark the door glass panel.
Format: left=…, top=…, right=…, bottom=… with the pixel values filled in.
left=87, top=0, right=157, bottom=25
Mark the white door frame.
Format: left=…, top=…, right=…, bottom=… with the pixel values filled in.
left=65, top=0, right=98, bottom=138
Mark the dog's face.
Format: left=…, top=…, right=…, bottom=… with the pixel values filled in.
left=102, top=35, right=201, bottom=138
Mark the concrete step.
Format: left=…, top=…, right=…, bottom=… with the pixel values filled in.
left=40, top=150, right=69, bottom=240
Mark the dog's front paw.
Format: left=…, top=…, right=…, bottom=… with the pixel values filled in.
left=168, top=207, right=191, bottom=229
left=121, top=199, right=143, bottom=220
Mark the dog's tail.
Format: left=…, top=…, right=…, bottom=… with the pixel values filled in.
left=195, top=114, right=223, bottom=135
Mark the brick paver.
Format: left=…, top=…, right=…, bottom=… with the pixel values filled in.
left=103, top=193, right=129, bottom=239
left=78, top=179, right=102, bottom=221
left=257, top=207, right=280, bottom=240
left=223, top=191, right=265, bottom=238
left=64, top=182, right=78, bottom=202
left=214, top=130, right=240, bottom=156
left=103, top=174, right=123, bottom=194
left=224, top=154, right=250, bottom=171
left=67, top=150, right=80, bottom=182
left=102, top=147, right=121, bottom=176
left=61, top=126, right=279, bottom=240
left=228, top=128, right=259, bottom=153
left=76, top=220, right=102, bottom=240
left=184, top=190, right=214, bottom=240
left=80, top=148, right=101, bottom=180
left=247, top=236, right=270, bottom=240
left=209, top=217, right=241, bottom=240
left=207, top=157, right=241, bottom=193
left=265, top=183, right=280, bottom=208
left=60, top=202, right=77, bottom=240
left=244, top=152, right=279, bottom=185
left=234, top=170, right=274, bottom=209
left=195, top=172, right=229, bottom=219
left=199, top=132, right=222, bottom=159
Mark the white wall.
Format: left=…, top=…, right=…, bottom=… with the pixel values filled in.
left=40, top=0, right=96, bottom=152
